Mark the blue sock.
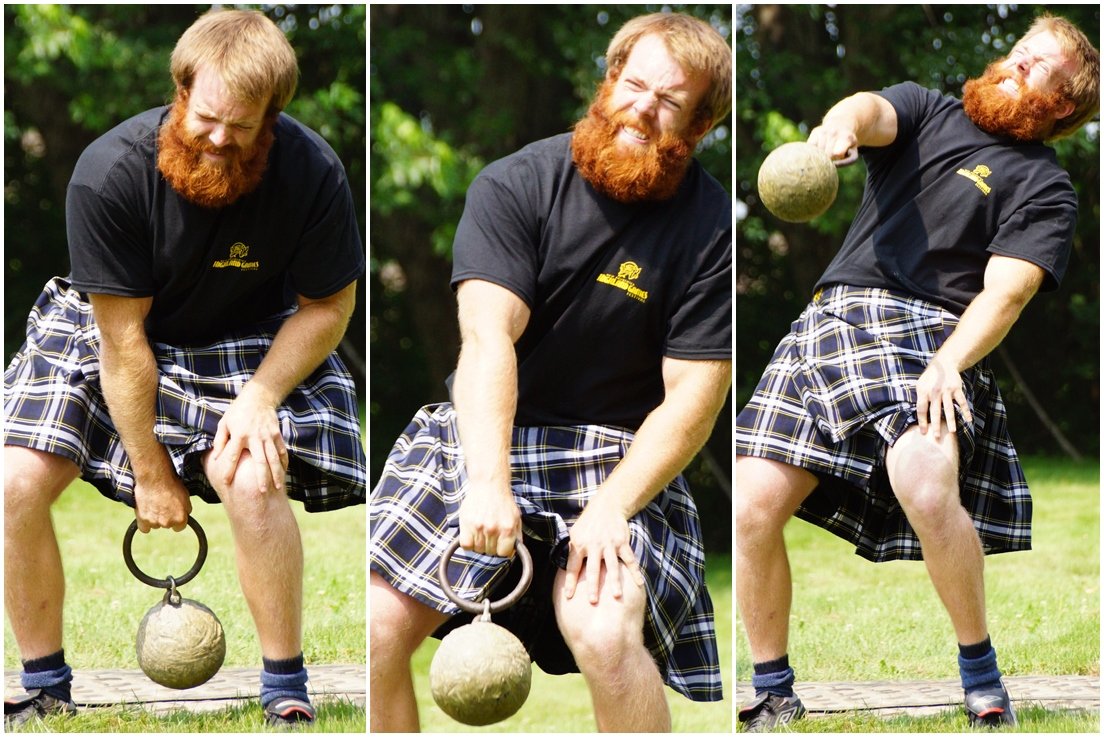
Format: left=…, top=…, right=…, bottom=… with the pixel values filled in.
left=21, top=650, right=73, bottom=703
left=752, top=655, right=795, bottom=698
left=958, top=638, right=1002, bottom=691
left=260, top=654, right=309, bottom=708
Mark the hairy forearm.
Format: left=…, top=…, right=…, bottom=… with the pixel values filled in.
left=934, top=288, right=1030, bottom=373
left=452, top=332, right=517, bottom=487
left=596, top=361, right=731, bottom=518
left=244, top=287, right=355, bottom=407
left=99, top=339, right=174, bottom=482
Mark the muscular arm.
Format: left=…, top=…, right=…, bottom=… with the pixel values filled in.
left=451, top=279, right=531, bottom=557
left=807, top=91, right=898, bottom=161
left=564, top=357, right=732, bottom=603
left=917, top=255, right=1045, bottom=437
left=213, top=280, right=358, bottom=491
left=90, top=293, right=191, bottom=531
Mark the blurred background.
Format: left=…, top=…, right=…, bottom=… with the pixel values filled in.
left=370, top=4, right=734, bottom=552
left=735, top=4, right=1100, bottom=461
left=4, top=3, right=367, bottom=394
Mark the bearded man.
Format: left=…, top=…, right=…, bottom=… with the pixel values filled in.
left=3, top=9, right=365, bottom=728
left=370, top=12, right=731, bottom=733
left=734, top=14, right=1098, bottom=732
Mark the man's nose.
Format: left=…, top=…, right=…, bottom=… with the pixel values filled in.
left=208, top=125, right=231, bottom=149
left=632, top=92, right=659, bottom=117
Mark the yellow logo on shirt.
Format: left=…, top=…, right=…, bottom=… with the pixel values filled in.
left=955, top=164, right=992, bottom=195
left=597, top=260, right=649, bottom=303
left=212, top=242, right=260, bottom=271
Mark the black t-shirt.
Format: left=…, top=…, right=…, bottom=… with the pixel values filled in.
left=451, top=133, right=732, bottom=430
left=815, top=81, right=1077, bottom=315
left=66, top=107, right=365, bottom=344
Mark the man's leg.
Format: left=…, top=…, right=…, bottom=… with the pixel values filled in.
left=732, top=457, right=817, bottom=664
left=886, top=426, right=1014, bottom=725
left=203, top=449, right=304, bottom=660
left=885, top=427, right=988, bottom=646
left=553, top=562, right=669, bottom=732
left=369, top=571, right=450, bottom=732
left=4, top=447, right=79, bottom=661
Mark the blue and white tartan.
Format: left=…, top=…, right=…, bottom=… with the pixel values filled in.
left=4, top=276, right=366, bottom=511
left=369, top=402, right=723, bottom=702
left=735, top=285, right=1031, bottom=562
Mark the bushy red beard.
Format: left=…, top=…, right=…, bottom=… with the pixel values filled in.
left=571, top=79, right=697, bottom=203
left=157, top=92, right=275, bottom=209
left=962, top=62, right=1068, bottom=142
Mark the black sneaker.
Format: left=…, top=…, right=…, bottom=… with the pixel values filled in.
left=738, top=691, right=807, bottom=732
left=264, top=697, right=316, bottom=728
left=4, top=688, right=78, bottom=728
left=965, top=679, right=1017, bottom=727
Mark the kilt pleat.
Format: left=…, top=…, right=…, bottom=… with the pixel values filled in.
left=4, top=277, right=366, bottom=511
left=735, top=285, right=1030, bottom=562
left=369, top=402, right=723, bottom=702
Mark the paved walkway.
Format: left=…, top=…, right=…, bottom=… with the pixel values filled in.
left=4, top=664, right=365, bottom=715
left=736, top=675, right=1098, bottom=717
left=5, top=668, right=1094, bottom=719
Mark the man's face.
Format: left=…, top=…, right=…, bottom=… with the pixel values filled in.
left=157, top=65, right=276, bottom=208
left=183, top=66, right=268, bottom=164
left=606, top=34, right=711, bottom=149
left=961, top=30, right=1075, bottom=142
left=570, top=34, right=712, bottom=203
left=995, top=31, right=1074, bottom=101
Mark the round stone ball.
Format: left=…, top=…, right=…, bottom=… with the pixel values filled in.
left=430, top=621, right=532, bottom=726
left=757, top=141, right=839, bottom=222
left=135, top=596, right=226, bottom=690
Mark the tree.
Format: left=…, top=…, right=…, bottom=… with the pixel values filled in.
left=735, top=4, right=1100, bottom=456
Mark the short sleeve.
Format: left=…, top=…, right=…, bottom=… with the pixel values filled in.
left=665, top=230, right=732, bottom=359
left=990, top=196, right=1077, bottom=291
left=287, top=163, right=365, bottom=298
left=66, top=181, right=154, bottom=297
left=450, top=161, right=540, bottom=307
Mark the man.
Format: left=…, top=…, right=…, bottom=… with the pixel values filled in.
left=3, top=9, right=366, bottom=728
left=734, top=14, right=1098, bottom=731
left=370, top=12, right=731, bottom=732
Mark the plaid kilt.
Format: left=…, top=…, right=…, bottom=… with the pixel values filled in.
left=735, top=285, right=1030, bottom=562
left=369, top=402, right=723, bottom=702
left=3, top=276, right=366, bottom=511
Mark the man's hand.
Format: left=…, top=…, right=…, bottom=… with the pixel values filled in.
left=211, top=387, right=289, bottom=492
left=563, top=496, right=644, bottom=605
left=457, top=481, right=522, bottom=558
left=915, top=355, right=973, bottom=439
left=134, top=475, right=192, bottom=533
left=807, top=122, right=860, bottom=164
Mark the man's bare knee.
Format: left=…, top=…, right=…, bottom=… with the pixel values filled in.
left=886, top=426, right=961, bottom=522
left=3, top=446, right=79, bottom=514
left=369, top=571, right=449, bottom=664
left=553, top=565, right=647, bottom=667
left=733, top=456, right=818, bottom=538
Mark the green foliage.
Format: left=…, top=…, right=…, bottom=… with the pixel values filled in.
left=735, top=4, right=1100, bottom=453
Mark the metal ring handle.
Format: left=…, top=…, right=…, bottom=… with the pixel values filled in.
left=122, top=516, right=208, bottom=589
left=436, top=536, right=533, bottom=615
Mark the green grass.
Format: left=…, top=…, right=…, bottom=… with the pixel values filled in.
left=734, top=456, right=1099, bottom=732
left=4, top=478, right=366, bottom=731
left=411, top=554, right=735, bottom=732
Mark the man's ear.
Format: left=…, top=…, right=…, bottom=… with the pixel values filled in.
left=1055, top=98, right=1076, bottom=119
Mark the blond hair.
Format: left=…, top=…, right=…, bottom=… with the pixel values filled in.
left=605, top=12, right=732, bottom=130
left=171, top=9, right=298, bottom=113
left=1022, top=14, right=1099, bottom=139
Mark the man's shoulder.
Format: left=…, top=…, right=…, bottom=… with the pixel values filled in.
left=273, top=113, right=346, bottom=172
left=72, top=108, right=165, bottom=189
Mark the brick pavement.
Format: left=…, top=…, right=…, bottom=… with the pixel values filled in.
left=5, top=667, right=1094, bottom=719
left=735, top=675, right=1099, bottom=717
left=4, top=664, right=365, bottom=715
